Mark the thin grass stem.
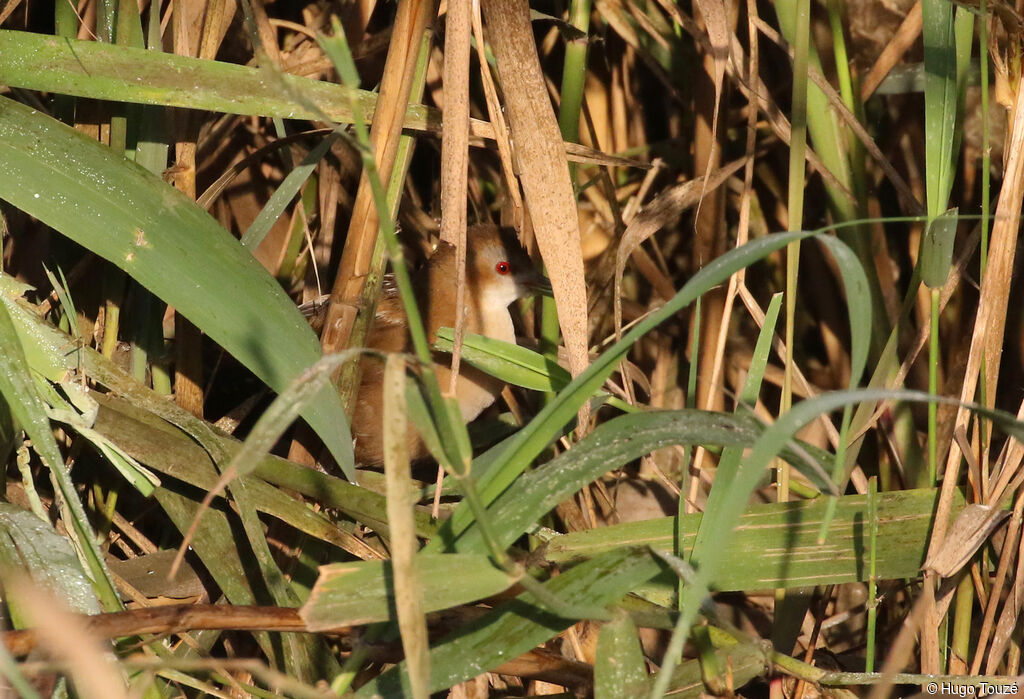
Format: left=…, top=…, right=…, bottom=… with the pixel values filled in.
left=865, top=476, right=879, bottom=673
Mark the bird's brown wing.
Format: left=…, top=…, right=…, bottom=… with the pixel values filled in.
left=365, top=275, right=409, bottom=353
left=352, top=274, right=413, bottom=465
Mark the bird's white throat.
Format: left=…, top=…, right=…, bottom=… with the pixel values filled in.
left=464, top=283, right=518, bottom=345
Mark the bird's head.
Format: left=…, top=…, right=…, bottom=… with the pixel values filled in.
left=462, top=225, right=552, bottom=309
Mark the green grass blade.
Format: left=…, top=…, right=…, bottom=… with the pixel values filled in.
left=66, top=424, right=159, bottom=496
left=546, top=487, right=954, bottom=590
left=814, top=234, right=872, bottom=536
left=450, top=409, right=837, bottom=555
left=0, top=641, right=39, bottom=699
left=772, top=0, right=853, bottom=204
left=355, top=548, right=664, bottom=697
left=300, top=554, right=518, bottom=629
left=779, top=0, right=810, bottom=509
left=596, top=612, right=648, bottom=698
left=0, top=96, right=354, bottom=479
left=0, top=299, right=121, bottom=611
left=240, top=132, right=341, bottom=250
left=740, top=293, right=784, bottom=406
left=0, top=29, right=381, bottom=126
left=433, top=329, right=570, bottom=392
left=0, top=502, right=101, bottom=618
left=922, top=0, right=973, bottom=217
left=816, top=235, right=872, bottom=394
left=698, top=291, right=786, bottom=568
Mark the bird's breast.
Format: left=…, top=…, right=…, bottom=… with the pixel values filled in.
left=434, top=363, right=505, bottom=423
left=467, top=292, right=517, bottom=345
left=480, top=309, right=516, bottom=345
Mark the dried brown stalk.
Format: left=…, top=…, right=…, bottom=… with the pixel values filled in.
left=480, top=0, right=591, bottom=431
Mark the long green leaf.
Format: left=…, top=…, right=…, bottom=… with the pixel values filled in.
left=546, top=488, right=955, bottom=590
left=241, top=132, right=340, bottom=250
left=300, top=554, right=518, bottom=629
left=0, top=30, right=638, bottom=171
left=922, top=0, right=973, bottom=217
left=434, top=329, right=570, bottom=392
left=0, top=300, right=120, bottom=611
left=449, top=409, right=838, bottom=555
left=0, top=29, right=380, bottom=125
left=0, top=96, right=354, bottom=479
left=595, top=612, right=648, bottom=698
left=0, top=502, right=101, bottom=620
left=356, top=548, right=664, bottom=697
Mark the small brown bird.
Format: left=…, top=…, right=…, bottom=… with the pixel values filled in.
left=351, top=224, right=550, bottom=465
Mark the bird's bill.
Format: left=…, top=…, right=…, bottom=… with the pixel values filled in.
left=518, top=270, right=554, bottom=297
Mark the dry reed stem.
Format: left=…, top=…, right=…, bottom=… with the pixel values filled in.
left=321, top=0, right=438, bottom=359
left=985, top=511, right=1024, bottom=672
left=470, top=0, right=523, bottom=226
left=198, top=0, right=237, bottom=60
left=383, top=354, right=430, bottom=698
left=249, top=0, right=282, bottom=65
left=694, top=0, right=761, bottom=508
left=171, top=0, right=210, bottom=419
left=4, top=605, right=323, bottom=657
left=439, top=0, right=472, bottom=398
left=970, top=490, right=1024, bottom=673
left=308, top=159, right=339, bottom=303
left=340, top=0, right=379, bottom=47
left=480, top=0, right=591, bottom=427
left=690, top=0, right=732, bottom=419
left=0, top=0, right=24, bottom=26
left=859, top=0, right=923, bottom=101
left=692, top=0, right=730, bottom=216
left=693, top=135, right=729, bottom=407
left=925, top=79, right=1024, bottom=671
left=987, top=393, right=1024, bottom=507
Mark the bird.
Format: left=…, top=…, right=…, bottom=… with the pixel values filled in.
left=350, top=224, right=551, bottom=466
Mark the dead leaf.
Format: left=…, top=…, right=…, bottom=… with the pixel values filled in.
left=691, top=0, right=731, bottom=223
left=923, top=503, right=1010, bottom=577
left=481, top=0, right=591, bottom=430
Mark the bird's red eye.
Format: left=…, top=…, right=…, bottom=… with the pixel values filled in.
left=495, top=261, right=511, bottom=275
